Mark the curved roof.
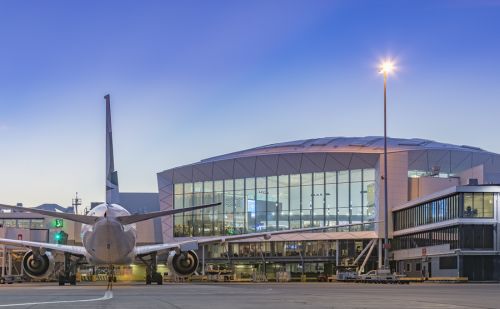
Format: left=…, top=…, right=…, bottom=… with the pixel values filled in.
left=202, top=136, right=492, bottom=163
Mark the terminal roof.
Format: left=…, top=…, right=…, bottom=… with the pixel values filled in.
left=201, top=136, right=491, bottom=163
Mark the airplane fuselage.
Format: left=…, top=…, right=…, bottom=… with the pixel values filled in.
left=81, top=203, right=137, bottom=265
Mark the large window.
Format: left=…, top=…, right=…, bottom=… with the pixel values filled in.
left=463, top=193, right=494, bottom=218
left=393, top=192, right=496, bottom=232
left=173, top=168, right=376, bottom=236
left=392, top=224, right=494, bottom=250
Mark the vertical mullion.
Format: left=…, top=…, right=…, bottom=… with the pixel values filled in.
left=212, top=183, right=215, bottom=236
left=201, top=182, right=204, bottom=237
left=361, top=169, right=364, bottom=230
left=288, top=175, right=291, bottom=230
left=311, top=174, right=314, bottom=228
left=348, top=170, right=352, bottom=226
left=336, top=171, right=339, bottom=226
left=254, top=178, right=257, bottom=232
left=299, top=174, right=303, bottom=228
left=233, top=179, right=236, bottom=233
left=265, top=177, right=268, bottom=232
left=222, top=181, right=225, bottom=235
left=323, top=172, right=327, bottom=227
left=244, top=179, right=247, bottom=234
left=276, top=177, right=279, bottom=230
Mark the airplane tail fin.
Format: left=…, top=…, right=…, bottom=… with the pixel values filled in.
left=105, top=94, right=119, bottom=204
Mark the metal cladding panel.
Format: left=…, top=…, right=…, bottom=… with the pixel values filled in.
left=492, top=155, right=500, bottom=171
left=255, top=155, right=279, bottom=176
left=349, top=153, right=378, bottom=169
left=193, top=164, right=213, bottom=182
left=158, top=176, right=174, bottom=242
left=482, top=155, right=495, bottom=171
left=300, top=153, right=326, bottom=173
left=485, top=172, right=500, bottom=184
left=277, top=153, right=302, bottom=175
left=233, top=156, right=256, bottom=178
left=157, top=170, right=173, bottom=188
left=324, top=153, right=350, bottom=171
left=158, top=171, right=173, bottom=208
left=472, top=152, right=493, bottom=169
left=450, top=151, right=472, bottom=173
left=172, top=166, right=193, bottom=183
left=408, top=150, right=428, bottom=171
left=212, top=159, right=234, bottom=180
left=427, top=150, right=451, bottom=173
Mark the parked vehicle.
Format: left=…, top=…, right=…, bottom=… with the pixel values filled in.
left=357, top=269, right=407, bottom=284
left=0, top=275, right=25, bottom=284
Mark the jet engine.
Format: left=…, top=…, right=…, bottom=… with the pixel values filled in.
left=22, top=251, right=55, bottom=279
left=167, top=250, right=199, bottom=276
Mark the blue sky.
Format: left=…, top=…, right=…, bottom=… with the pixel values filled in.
left=1, top=0, right=499, bottom=208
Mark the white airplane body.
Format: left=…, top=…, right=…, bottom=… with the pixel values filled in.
left=0, top=94, right=377, bottom=285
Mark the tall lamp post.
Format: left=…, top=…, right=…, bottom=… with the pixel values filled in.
left=379, top=60, right=395, bottom=270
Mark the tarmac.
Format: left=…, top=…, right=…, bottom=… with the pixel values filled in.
left=0, top=282, right=499, bottom=309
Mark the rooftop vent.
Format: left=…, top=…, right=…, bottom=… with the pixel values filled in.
left=430, top=166, right=441, bottom=176
left=468, top=178, right=479, bottom=186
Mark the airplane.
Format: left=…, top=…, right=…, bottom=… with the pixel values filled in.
left=0, top=95, right=378, bottom=286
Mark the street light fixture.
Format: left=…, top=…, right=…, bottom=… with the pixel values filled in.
left=379, top=58, right=396, bottom=270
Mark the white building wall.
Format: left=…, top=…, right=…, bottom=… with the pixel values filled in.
left=376, top=152, right=408, bottom=238
left=408, top=176, right=460, bottom=201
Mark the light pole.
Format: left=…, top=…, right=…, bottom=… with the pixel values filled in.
left=379, top=60, right=395, bottom=270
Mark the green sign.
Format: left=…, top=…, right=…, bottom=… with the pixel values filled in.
left=54, top=219, right=64, bottom=228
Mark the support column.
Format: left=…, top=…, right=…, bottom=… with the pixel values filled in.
left=335, top=240, right=340, bottom=267
left=378, top=239, right=383, bottom=269
left=8, top=251, right=12, bottom=276
left=1, top=246, right=5, bottom=277
left=202, top=246, right=205, bottom=276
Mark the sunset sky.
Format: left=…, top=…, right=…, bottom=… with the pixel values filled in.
left=1, top=0, right=499, bottom=207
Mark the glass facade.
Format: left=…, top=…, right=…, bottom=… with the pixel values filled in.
left=205, top=239, right=369, bottom=260
left=173, top=168, right=376, bottom=237
left=393, top=193, right=495, bottom=231
left=392, top=225, right=494, bottom=250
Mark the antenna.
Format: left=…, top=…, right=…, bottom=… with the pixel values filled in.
left=72, top=192, right=82, bottom=215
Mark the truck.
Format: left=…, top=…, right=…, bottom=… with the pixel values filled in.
left=357, top=269, right=407, bottom=284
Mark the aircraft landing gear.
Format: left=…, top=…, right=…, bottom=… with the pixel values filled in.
left=107, top=265, right=116, bottom=290
left=139, top=252, right=163, bottom=285
left=58, top=253, right=79, bottom=286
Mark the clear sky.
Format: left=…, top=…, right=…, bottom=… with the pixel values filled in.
left=1, top=0, right=499, bottom=208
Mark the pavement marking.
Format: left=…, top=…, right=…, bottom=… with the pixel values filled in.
left=0, top=290, right=113, bottom=307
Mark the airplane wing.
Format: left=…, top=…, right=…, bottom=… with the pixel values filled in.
left=0, top=202, right=221, bottom=226
left=116, top=202, right=221, bottom=225
left=134, top=221, right=379, bottom=256
left=0, top=203, right=98, bottom=225
left=0, top=238, right=86, bottom=256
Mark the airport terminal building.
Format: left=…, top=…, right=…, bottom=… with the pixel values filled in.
left=158, top=137, right=500, bottom=281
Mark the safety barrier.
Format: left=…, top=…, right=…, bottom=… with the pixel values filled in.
left=79, top=274, right=103, bottom=282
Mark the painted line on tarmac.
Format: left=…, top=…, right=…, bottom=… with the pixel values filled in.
left=0, top=290, right=113, bottom=307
